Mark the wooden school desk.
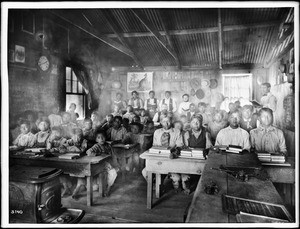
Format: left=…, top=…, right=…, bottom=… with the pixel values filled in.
left=140, top=151, right=206, bottom=209
left=9, top=152, right=110, bottom=206
left=185, top=151, right=289, bottom=223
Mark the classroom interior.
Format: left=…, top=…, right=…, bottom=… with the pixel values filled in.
left=3, top=4, right=298, bottom=225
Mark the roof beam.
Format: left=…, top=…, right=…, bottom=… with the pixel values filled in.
left=158, top=10, right=181, bottom=69
left=105, top=20, right=281, bottom=38
left=48, top=10, right=135, bottom=58
left=218, top=9, right=223, bottom=70
left=130, top=9, right=179, bottom=61
left=100, top=9, right=143, bottom=69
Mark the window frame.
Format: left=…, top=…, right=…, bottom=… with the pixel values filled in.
left=222, top=73, right=253, bottom=101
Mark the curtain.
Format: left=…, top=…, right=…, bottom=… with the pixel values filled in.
left=70, top=63, right=94, bottom=110
left=223, top=75, right=251, bottom=101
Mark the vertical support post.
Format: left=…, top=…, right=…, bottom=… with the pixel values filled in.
left=218, top=8, right=223, bottom=70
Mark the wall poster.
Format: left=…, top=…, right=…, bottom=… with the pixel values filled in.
left=127, top=72, right=153, bottom=92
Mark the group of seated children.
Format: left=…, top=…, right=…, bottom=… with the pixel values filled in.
left=10, top=92, right=287, bottom=198
left=144, top=105, right=286, bottom=195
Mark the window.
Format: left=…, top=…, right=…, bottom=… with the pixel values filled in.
left=222, top=73, right=252, bottom=101
left=65, top=67, right=86, bottom=119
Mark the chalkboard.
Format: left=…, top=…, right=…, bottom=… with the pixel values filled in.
left=222, top=194, right=294, bottom=222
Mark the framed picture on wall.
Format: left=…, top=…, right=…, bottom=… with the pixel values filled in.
left=127, top=72, right=153, bottom=92
left=14, top=45, right=25, bottom=63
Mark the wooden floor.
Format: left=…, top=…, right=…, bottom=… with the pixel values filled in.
left=62, top=172, right=195, bottom=223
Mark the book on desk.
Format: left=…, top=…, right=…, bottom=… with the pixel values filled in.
left=58, top=152, right=83, bottom=159
left=148, top=147, right=206, bottom=159
left=225, top=145, right=243, bottom=154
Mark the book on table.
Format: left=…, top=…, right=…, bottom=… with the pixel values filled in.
left=58, top=152, right=82, bottom=159
left=226, top=145, right=242, bottom=154
left=148, top=146, right=170, bottom=156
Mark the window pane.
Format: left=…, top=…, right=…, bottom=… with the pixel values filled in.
left=72, top=80, right=77, bottom=93
left=66, top=67, right=71, bottom=80
left=72, top=71, right=77, bottom=81
left=78, top=83, right=83, bottom=93
left=66, top=80, right=71, bottom=93
left=66, top=94, right=85, bottom=119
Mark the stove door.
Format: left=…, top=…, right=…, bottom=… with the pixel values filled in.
left=39, top=180, right=62, bottom=222
left=49, top=208, right=85, bottom=224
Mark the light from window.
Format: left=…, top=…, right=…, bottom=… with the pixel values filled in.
left=65, top=67, right=85, bottom=119
left=222, top=73, right=252, bottom=102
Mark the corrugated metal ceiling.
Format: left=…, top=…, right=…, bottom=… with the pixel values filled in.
left=49, top=8, right=293, bottom=68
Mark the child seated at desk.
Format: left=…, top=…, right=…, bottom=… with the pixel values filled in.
left=46, top=126, right=67, bottom=153
left=107, top=116, right=130, bottom=144
left=12, top=120, right=36, bottom=148
left=34, top=120, right=51, bottom=148
left=72, top=130, right=119, bottom=199
left=139, top=108, right=149, bottom=124
left=82, top=118, right=96, bottom=149
left=122, top=105, right=135, bottom=123
left=100, top=114, right=114, bottom=132
left=250, top=108, right=287, bottom=156
left=66, top=128, right=88, bottom=153
left=61, top=112, right=77, bottom=139
left=142, top=120, right=155, bottom=134
left=178, top=115, right=212, bottom=194
left=48, top=105, right=63, bottom=128
left=207, top=111, right=228, bottom=145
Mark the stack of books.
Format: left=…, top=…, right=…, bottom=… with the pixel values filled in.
left=192, top=148, right=205, bottom=159
left=257, top=153, right=286, bottom=164
left=148, top=146, right=170, bottom=156
left=180, top=149, right=192, bottom=158
left=179, top=148, right=205, bottom=159
left=226, top=145, right=243, bottom=154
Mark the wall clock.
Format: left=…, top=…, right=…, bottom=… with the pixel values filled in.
left=37, top=54, right=51, bottom=72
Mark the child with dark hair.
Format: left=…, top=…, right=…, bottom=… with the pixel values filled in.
left=132, top=114, right=141, bottom=123
left=34, top=119, right=51, bottom=147
left=72, top=130, right=119, bottom=199
left=122, top=118, right=131, bottom=132
left=197, top=102, right=209, bottom=127
left=239, top=105, right=258, bottom=133
left=186, top=103, right=196, bottom=122
left=100, top=114, right=114, bottom=132
left=139, top=108, right=149, bottom=124
left=123, top=105, right=135, bottom=123
left=142, top=120, right=155, bottom=134
left=130, top=122, right=144, bottom=134
left=35, top=111, right=45, bottom=127
left=91, top=111, right=102, bottom=130
left=24, top=110, right=38, bottom=134
left=12, top=120, right=36, bottom=147
left=207, top=111, right=228, bottom=145
left=82, top=118, right=96, bottom=149
left=107, top=116, right=129, bottom=144
left=65, top=128, right=87, bottom=153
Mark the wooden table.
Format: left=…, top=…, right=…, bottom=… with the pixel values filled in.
left=140, top=151, right=206, bottom=209
left=111, top=143, right=140, bottom=180
left=185, top=151, right=287, bottom=223
left=10, top=152, right=110, bottom=206
left=263, top=157, right=295, bottom=184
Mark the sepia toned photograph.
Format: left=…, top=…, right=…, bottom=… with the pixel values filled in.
left=1, top=1, right=299, bottom=227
